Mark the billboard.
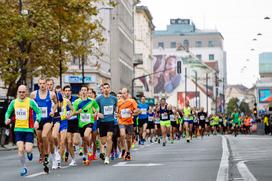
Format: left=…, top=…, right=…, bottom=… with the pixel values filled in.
left=153, top=55, right=182, bottom=94
left=259, top=89, right=272, bottom=103
left=177, top=91, right=200, bottom=109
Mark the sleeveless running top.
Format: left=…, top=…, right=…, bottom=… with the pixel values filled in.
left=35, top=90, right=52, bottom=121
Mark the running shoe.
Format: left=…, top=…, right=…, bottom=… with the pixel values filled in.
left=104, top=157, right=110, bottom=164
left=27, top=152, right=33, bottom=161
left=69, top=159, right=77, bottom=166
left=162, top=142, right=166, bottom=146
left=100, top=153, right=105, bottom=161
left=125, top=153, right=132, bottom=161
left=20, top=167, right=28, bottom=176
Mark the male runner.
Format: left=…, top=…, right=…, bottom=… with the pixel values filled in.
left=183, top=101, right=193, bottom=143
left=96, top=83, right=117, bottom=164
left=5, top=85, right=41, bottom=176
left=137, top=96, right=149, bottom=145
left=30, top=78, right=58, bottom=173
left=73, top=85, right=99, bottom=165
left=197, top=107, right=207, bottom=138
left=117, top=88, right=139, bottom=160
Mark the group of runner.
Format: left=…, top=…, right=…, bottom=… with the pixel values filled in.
left=4, top=78, right=256, bottom=176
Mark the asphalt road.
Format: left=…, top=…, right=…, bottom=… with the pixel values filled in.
left=0, top=135, right=271, bottom=181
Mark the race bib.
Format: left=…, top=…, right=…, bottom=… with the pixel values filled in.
left=104, top=105, right=114, bottom=116
left=148, top=116, right=153, bottom=122
left=40, top=107, right=48, bottom=118
left=194, top=119, right=198, bottom=123
left=161, top=113, right=168, bottom=120
left=200, top=116, right=205, bottom=120
left=170, top=115, right=175, bottom=122
left=81, top=113, right=91, bottom=123
left=184, top=116, right=190, bottom=120
left=219, top=119, right=223, bottom=123
left=15, top=108, right=27, bottom=120
left=121, top=109, right=131, bottom=118
left=140, top=108, right=147, bottom=115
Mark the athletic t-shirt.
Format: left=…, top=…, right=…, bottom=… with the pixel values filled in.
left=73, top=98, right=99, bottom=128
left=138, top=102, right=149, bottom=120
left=198, top=112, right=207, bottom=122
left=96, top=95, right=117, bottom=123
left=117, top=99, right=137, bottom=125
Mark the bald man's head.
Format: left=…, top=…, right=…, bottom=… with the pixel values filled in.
left=17, top=85, right=27, bottom=99
left=121, top=88, right=129, bottom=99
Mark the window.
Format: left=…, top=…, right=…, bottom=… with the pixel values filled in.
left=208, top=41, right=214, bottom=47
left=209, top=54, right=215, bottom=60
left=196, top=54, right=202, bottom=60
left=158, top=42, right=164, bottom=48
left=195, top=41, right=202, bottom=47
left=183, top=40, right=189, bottom=50
left=170, top=42, right=176, bottom=48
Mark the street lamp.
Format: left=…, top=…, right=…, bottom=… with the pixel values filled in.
left=192, top=70, right=198, bottom=108
left=264, top=16, right=270, bottom=20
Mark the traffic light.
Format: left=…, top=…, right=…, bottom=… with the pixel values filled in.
left=253, top=103, right=257, bottom=117
left=177, top=61, right=182, bottom=74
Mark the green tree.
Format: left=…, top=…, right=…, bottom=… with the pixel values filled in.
left=0, top=0, right=110, bottom=97
left=226, top=97, right=239, bottom=114
left=239, top=101, right=251, bottom=115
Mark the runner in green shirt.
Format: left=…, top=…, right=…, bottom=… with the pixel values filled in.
left=231, top=109, right=240, bottom=137
left=73, top=85, right=99, bottom=165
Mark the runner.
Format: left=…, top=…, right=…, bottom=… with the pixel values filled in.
left=154, top=105, right=161, bottom=144
left=73, top=85, right=99, bottom=165
left=182, top=101, right=193, bottom=143
left=231, top=109, right=240, bottom=137
left=146, top=106, right=155, bottom=143
left=158, top=98, right=171, bottom=146
left=96, top=83, right=118, bottom=164
left=169, top=106, right=178, bottom=144
left=197, top=107, right=207, bottom=138
left=137, top=96, right=149, bottom=145
left=5, top=85, right=41, bottom=176
left=30, top=78, right=58, bottom=173
left=116, top=88, right=139, bottom=160
left=63, top=85, right=80, bottom=166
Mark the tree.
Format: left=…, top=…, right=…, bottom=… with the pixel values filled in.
left=0, top=0, right=111, bottom=97
left=226, top=97, right=239, bottom=114
left=239, top=101, right=251, bottom=115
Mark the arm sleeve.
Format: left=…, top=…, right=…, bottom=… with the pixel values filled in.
left=4, top=100, right=15, bottom=124
left=30, top=99, right=42, bottom=122
left=92, top=100, right=100, bottom=112
left=73, top=99, right=79, bottom=111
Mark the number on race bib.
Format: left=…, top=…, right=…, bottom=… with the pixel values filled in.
left=104, top=106, right=114, bottom=116
left=15, top=108, right=27, bottom=120
left=170, top=115, right=175, bottom=122
left=140, top=108, right=147, bottom=115
left=40, top=107, right=48, bottom=118
left=81, top=113, right=91, bottom=123
left=161, top=114, right=168, bottom=120
left=148, top=116, right=153, bottom=122
left=121, top=109, right=131, bottom=118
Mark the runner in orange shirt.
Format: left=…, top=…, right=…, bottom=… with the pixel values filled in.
left=244, top=115, right=251, bottom=134
left=117, top=88, right=140, bottom=161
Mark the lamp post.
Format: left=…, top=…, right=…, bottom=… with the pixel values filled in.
left=206, top=73, right=209, bottom=113
left=192, top=70, right=198, bottom=108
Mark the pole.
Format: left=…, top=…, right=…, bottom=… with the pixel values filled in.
left=59, top=58, right=62, bottom=87
left=82, top=55, right=85, bottom=85
left=215, top=73, right=218, bottom=114
left=195, top=71, right=197, bottom=108
left=206, top=73, right=208, bottom=113
left=132, top=78, right=135, bottom=98
left=185, top=67, right=187, bottom=104
left=223, top=78, right=225, bottom=113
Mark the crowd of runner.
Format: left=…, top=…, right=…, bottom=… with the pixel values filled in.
left=4, top=78, right=257, bottom=176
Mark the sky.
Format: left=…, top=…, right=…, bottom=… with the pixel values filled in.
left=139, top=0, right=272, bottom=88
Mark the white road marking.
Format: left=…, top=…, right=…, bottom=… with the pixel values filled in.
left=216, top=135, right=229, bottom=181
left=26, top=165, right=71, bottom=178
left=237, top=161, right=257, bottom=181
left=113, top=162, right=163, bottom=167
left=26, top=172, right=47, bottom=178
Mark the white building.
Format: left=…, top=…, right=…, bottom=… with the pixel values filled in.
left=133, top=6, right=154, bottom=98
left=153, top=19, right=227, bottom=113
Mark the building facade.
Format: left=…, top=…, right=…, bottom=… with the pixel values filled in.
left=153, top=19, right=227, bottom=113
left=133, top=6, right=154, bottom=98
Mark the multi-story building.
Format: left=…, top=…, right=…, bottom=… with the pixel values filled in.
left=152, top=18, right=227, bottom=113
left=256, top=52, right=272, bottom=113
left=133, top=6, right=154, bottom=98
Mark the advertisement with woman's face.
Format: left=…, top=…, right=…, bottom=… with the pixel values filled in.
left=153, top=55, right=182, bottom=94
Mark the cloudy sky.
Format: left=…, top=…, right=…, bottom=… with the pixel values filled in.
left=140, top=0, right=272, bottom=88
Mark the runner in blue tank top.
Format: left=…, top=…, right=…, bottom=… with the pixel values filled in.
left=30, top=78, right=58, bottom=173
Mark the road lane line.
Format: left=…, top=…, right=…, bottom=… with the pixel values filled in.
left=216, top=135, right=229, bottom=181
left=113, top=162, right=163, bottom=167
left=237, top=161, right=257, bottom=181
left=26, top=172, right=47, bottom=178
